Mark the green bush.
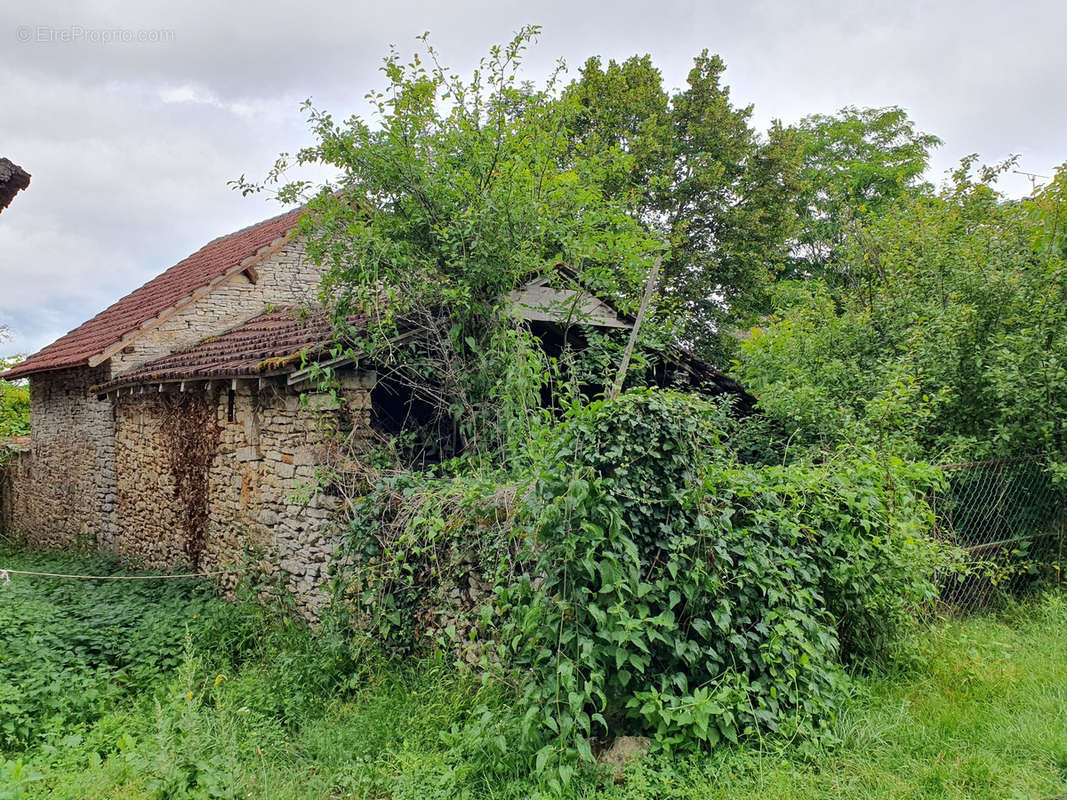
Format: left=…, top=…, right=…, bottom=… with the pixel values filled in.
left=0, top=355, right=29, bottom=438
left=733, top=161, right=1067, bottom=463
left=491, top=390, right=949, bottom=782
left=321, top=389, right=952, bottom=787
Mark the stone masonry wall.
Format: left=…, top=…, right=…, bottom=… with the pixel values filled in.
left=1, top=447, right=28, bottom=538
left=111, top=240, right=325, bottom=374
left=10, top=239, right=348, bottom=614
left=7, top=240, right=325, bottom=554
left=8, top=366, right=117, bottom=548
left=113, top=372, right=376, bottom=617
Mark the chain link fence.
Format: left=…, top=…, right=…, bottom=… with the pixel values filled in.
left=932, top=456, right=1066, bottom=614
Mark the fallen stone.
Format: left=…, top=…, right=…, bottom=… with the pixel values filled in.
left=597, top=736, right=650, bottom=782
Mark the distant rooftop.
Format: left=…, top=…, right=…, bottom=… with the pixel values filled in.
left=0, top=158, right=30, bottom=214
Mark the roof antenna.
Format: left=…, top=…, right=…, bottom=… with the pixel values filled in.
left=1013, top=169, right=1050, bottom=195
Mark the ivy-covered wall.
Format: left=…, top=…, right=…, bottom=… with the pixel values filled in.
left=112, top=374, right=376, bottom=616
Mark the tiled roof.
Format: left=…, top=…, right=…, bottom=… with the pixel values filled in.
left=96, top=307, right=367, bottom=392
left=1, top=206, right=305, bottom=381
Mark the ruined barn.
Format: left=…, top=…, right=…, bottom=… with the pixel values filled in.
left=0, top=208, right=746, bottom=613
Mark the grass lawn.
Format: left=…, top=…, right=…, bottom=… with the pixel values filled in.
left=1, top=545, right=1065, bottom=799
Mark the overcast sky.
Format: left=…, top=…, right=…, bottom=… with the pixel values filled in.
left=2, top=0, right=1064, bottom=359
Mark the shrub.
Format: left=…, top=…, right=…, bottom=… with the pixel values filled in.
left=492, top=390, right=948, bottom=781
left=0, top=356, right=29, bottom=438
left=327, top=389, right=950, bottom=787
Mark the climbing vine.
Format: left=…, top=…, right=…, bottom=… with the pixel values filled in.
left=156, top=394, right=222, bottom=570
left=325, top=389, right=954, bottom=788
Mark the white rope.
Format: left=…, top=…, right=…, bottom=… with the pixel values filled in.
left=0, top=566, right=242, bottom=582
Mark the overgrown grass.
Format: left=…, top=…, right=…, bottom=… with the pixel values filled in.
left=1, top=544, right=1065, bottom=799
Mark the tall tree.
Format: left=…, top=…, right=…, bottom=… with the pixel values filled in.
left=734, top=159, right=1067, bottom=461
left=0, top=327, right=29, bottom=437
left=564, top=53, right=801, bottom=359
left=786, top=106, right=941, bottom=278
left=238, top=28, right=658, bottom=460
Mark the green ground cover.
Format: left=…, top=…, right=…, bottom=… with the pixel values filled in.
left=1, top=545, right=1064, bottom=799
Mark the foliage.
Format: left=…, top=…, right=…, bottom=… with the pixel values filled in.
left=225, top=28, right=1062, bottom=791
left=322, top=389, right=949, bottom=786
left=333, top=465, right=524, bottom=656
left=1026, top=161, right=1067, bottom=257
left=564, top=54, right=802, bottom=358
left=568, top=590, right=1067, bottom=800
left=237, top=27, right=659, bottom=462
left=0, top=548, right=245, bottom=752
left=785, top=105, right=941, bottom=278
left=489, top=391, right=946, bottom=782
left=0, top=355, right=29, bottom=439
left=734, top=159, right=1067, bottom=461
left=5, top=531, right=1064, bottom=798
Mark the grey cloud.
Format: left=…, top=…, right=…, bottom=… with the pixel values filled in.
left=1, top=0, right=1064, bottom=357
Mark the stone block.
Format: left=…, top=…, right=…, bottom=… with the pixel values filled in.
left=258, top=508, right=280, bottom=526
left=293, top=446, right=323, bottom=466
left=304, top=392, right=341, bottom=411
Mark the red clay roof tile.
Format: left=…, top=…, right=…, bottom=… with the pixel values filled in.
left=2, top=206, right=305, bottom=381
left=95, top=307, right=367, bottom=391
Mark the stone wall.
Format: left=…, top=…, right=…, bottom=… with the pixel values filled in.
left=7, top=239, right=327, bottom=558
left=0, top=447, right=28, bottom=538
left=7, top=239, right=358, bottom=615
left=111, top=240, right=325, bottom=373
left=112, top=371, right=376, bottom=616
left=7, top=366, right=117, bottom=548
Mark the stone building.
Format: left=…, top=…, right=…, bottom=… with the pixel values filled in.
left=1, top=207, right=748, bottom=614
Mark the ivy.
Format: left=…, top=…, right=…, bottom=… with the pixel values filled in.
left=328, top=390, right=952, bottom=787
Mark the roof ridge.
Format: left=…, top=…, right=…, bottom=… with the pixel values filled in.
left=198, top=204, right=304, bottom=248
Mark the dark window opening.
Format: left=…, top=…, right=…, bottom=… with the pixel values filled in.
left=364, top=322, right=750, bottom=467
left=227, top=389, right=235, bottom=423
left=370, top=372, right=461, bottom=469
left=527, top=320, right=743, bottom=408
left=526, top=320, right=634, bottom=409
